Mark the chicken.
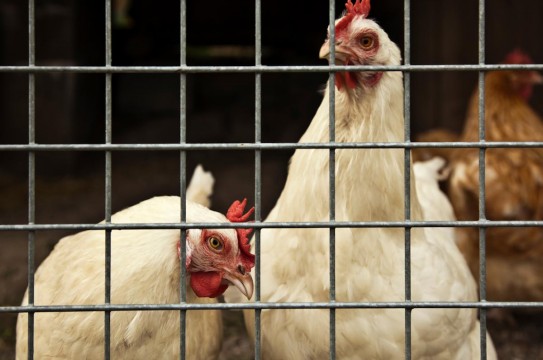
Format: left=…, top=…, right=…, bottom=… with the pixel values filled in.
left=449, top=49, right=543, bottom=302
left=230, top=1, right=496, bottom=358
left=186, top=164, right=215, bottom=209
left=16, top=167, right=255, bottom=359
left=412, top=128, right=460, bottom=163
left=414, top=157, right=456, bottom=226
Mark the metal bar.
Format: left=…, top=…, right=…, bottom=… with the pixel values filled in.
left=403, top=0, right=412, bottom=358
left=4, top=2, right=538, bottom=359
left=104, top=0, right=113, bottom=358
left=328, top=1, right=336, bottom=359
left=179, top=0, right=187, bottom=358
left=477, top=0, right=487, bottom=358
left=3, top=301, right=543, bottom=313
left=5, top=140, right=543, bottom=151
left=254, top=0, right=262, bottom=358
left=6, top=218, right=543, bottom=231
left=0, top=64, right=542, bottom=74
left=27, top=0, right=36, bottom=357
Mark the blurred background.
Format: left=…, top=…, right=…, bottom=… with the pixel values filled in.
left=1, top=0, right=543, bottom=358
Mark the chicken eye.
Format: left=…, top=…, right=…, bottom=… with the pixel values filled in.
left=207, top=236, right=223, bottom=252
left=360, top=36, right=374, bottom=49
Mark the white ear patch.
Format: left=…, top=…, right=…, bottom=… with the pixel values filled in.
left=179, top=230, right=194, bottom=268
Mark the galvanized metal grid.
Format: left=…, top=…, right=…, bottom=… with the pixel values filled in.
left=26, top=0, right=35, bottom=358
left=1, top=0, right=543, bottom=359
left=327, top=2, right=337, bottom=359
left=402, top=0, right=413, bottom=354
left=477, top=0, right=488, bottom=356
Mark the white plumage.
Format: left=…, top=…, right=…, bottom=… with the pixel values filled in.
left=16, top=166, right=253, bottom=359
left=413, top=157, right=455, bottom=225
left=230, top=2, right=497, bottom=358
left=186, top=164, right=215, bottom=209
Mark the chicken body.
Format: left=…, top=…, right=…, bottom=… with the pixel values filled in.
left=412, top=129, right=460, bottom=163
left=16, top=171, right=254, bottom=359
left=450, top=55, right=543, bottom=302
left=414, top=157, right=456, bottom=227
left=186, top=164, right=215, bottom=209
left=254, top=84, right=489, bottom=360
left=236, top=2, right=496, bottom=358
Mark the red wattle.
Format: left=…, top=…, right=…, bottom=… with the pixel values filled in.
left=345, top=72, right=358, bottom=89
left=335, top=73, right=344, bottom=90
left=335, top=72, right=358, bottom=90
left=190, top=271, right=228, bottom=298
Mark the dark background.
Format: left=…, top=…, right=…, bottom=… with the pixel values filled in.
left=1, top=0, right=543, bottom=358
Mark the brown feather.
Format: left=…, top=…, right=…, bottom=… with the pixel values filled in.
left=412, top=128, right=460, bottom=163
left=449, top=69, right=543, bottom=302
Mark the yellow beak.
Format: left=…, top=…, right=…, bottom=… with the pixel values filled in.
left=319, top=40, right=352, bottom=63
left=223, top=271, right=254, bottom=300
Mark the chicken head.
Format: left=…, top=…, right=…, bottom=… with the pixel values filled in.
left=503, top=48, right=543, bottom=100
left=179, top=199, right=255, bottom=300
left=319, top=0, right=401, bottom=91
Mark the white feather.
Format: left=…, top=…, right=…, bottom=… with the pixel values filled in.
left=235, top=18, right=497, bottom=360
left=413, top=157, right=455, bottom=223
left=186, top=165, right=215, bottom=208
left=16, top=183, right=235, bottom=359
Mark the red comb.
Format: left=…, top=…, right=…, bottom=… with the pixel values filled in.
left=345, top=0, right=371, bottom=17
left=504, top=49, right=533, bottom=65
left=335, top=0, right=371, bottom=37
left=226, top=199, right=255, bottom=270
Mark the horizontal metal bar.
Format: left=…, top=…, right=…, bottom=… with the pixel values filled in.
left=2, top=219, right=543, bottom=231
left=1, top=141, right=543, bottom=152
left=0, top=64, right=542, bottom=74
left=3, top=301, right=543, bottom=313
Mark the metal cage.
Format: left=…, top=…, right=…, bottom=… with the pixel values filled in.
left=1, top=0, right=543, bottom=359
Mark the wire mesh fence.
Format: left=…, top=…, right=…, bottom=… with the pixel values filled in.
left=1, top=0, right=543, bottom=359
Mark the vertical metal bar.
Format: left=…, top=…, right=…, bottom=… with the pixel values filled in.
left=328, top=1, right=336, bottom=359
left=403, top=0, right=412, bottom=359
left=104, top=0, right=113, bottom=359
left=179, top=0, right=187, bottom=358
left=254, top=0, right=262, bottom=359
left=27, top=0, right=36, bottom=358
left=477, top=0, right=487, bottom=359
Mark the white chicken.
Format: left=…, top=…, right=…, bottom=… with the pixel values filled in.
left=413, top=157, right=456, bottom=225
left=233, top=1, right=497, bottom=358
left=186, top=164, right=215, bottom=209
left=16, top=166, right=254, bottom=359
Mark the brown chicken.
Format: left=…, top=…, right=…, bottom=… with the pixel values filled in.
left=449, top=49, right=543, bottom=302
left=412, top=128, right=460, bottom=163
